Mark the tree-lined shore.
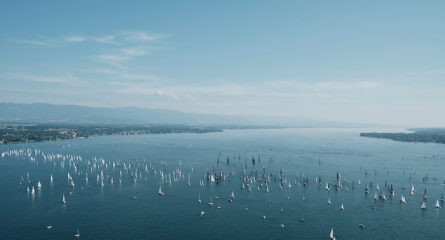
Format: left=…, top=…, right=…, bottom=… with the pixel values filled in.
left=360, top=128, right=445, bottom=144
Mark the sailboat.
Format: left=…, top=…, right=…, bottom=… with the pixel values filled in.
left=435, top=200, right=441, bottom=208
left=37, top=181, right=42, bottom=190
left=31, top=187, right=35, bottom=195
left=228, top=191, right=234, bottom=202
left=340, top=203, right=344, bottom=211
left=325, top=182, right=330, bottom=191
left=410, top=185, right=415, bottom=196
left=330, top=228, right=336, bottom=240
left=62, top=193, right=66, bottom=204
left=380, top=193, right=386, bottom=201
left=374, top=192, right=378, bottom=200
left=50, top=174, right=53, bottom=184
left=198, top=194, right=202, bottom=204
left=158, top=185, right=164, bottom=196
left=74, top=229, right=80, bottom=238
left=400, top=195, right=406, bottom=204
left=328, top=197, right=331, bottom=205
left=421, top=201, right=427, bottom=210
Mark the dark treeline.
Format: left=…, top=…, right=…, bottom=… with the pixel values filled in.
left=360, top=128, right=445, bottom=144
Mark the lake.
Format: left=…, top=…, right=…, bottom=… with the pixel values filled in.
left=1, top=128, right=444, bottom=240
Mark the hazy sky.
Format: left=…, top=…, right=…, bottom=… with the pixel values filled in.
left=1, top=1, right=444, bottom=126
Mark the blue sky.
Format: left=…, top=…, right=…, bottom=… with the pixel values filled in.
left=1, top=0, right=445, bottom=126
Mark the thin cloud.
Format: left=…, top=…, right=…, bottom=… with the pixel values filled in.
left=15, top=37, right=59, bottom=47
left=121, top=31, right=162, bottom=42
left=0, top=72, right=84, bottom=84
left=92, top=46, right=151, bottom=68
left=64, top=35, right=86, bottom=43
left=93, top=35, right=118, bottom=44
left=120, top=47, right=148, bottom=57
left=92, top=54, right=130, bottom=68
left=111, top=81, right=179, bottom=100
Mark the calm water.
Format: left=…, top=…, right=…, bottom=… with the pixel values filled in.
left=1, top=128, right=445, bottom=240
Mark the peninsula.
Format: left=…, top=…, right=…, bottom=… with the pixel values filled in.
left=360, top=128, right=445, bottom=144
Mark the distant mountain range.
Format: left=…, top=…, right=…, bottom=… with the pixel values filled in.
left=0, top=102, right=389, bottom=127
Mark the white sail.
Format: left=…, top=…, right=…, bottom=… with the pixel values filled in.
left=340, top=203, right=344, bottom=210
left=421, top=201, right=426, bottom=209
left=410, top=185, right=415, bottom=196
left=400, top=195, right=406, bottom=204
left=158, top=185, right=164, bottom=195
left=330, top=228, right=335, bottom=239
left=231, top=191, right=235, bottom=199
left=62, top=193, right=66, bottom=204
left=328, top=197, right=331, bottom=205
left=435, top=200, right=441, bottom=208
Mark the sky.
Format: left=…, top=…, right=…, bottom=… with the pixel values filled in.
left=1, top=0, right=445, bottom=127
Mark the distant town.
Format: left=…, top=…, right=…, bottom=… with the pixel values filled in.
left=0, top=124, right=223, bottom=144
